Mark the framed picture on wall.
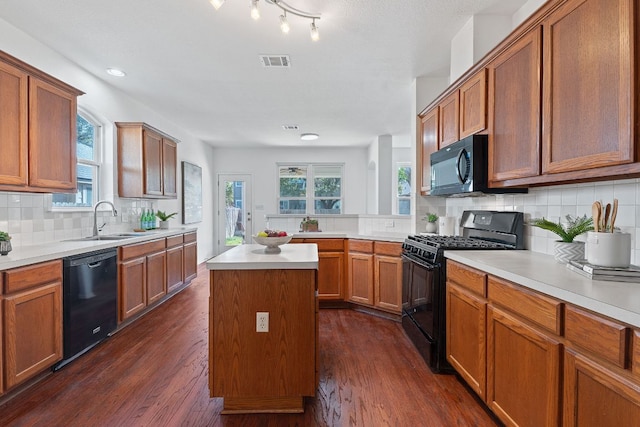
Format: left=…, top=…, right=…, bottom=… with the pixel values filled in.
left=182, top=161, right=202, bottom=224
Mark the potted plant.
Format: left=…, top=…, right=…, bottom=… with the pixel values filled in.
left=0, top=231, right=12, bottom=256
left=156, top=210, right=178, bottom=229
left=422, top=213, right=438, bottom=233
left=529, top=214, right=593, bottom=263
left=300, top=216, right=319, bottom=232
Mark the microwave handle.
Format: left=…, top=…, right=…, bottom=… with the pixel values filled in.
left=456, top=149, right=470, bottom=184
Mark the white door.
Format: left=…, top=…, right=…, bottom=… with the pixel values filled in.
left=217, top=174, right=252, bottom=254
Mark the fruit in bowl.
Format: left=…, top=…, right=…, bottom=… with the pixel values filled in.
left=253, top=230, right=292, bottom=252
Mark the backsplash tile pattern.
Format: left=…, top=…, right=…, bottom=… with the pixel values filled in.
left=265, top=214, right=411, bottom=235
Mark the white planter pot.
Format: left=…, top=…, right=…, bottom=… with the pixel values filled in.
left=0, top=240, right=11, bottom=256
left=554, top=241, right=585, bottom=264
left=159, top=221, right=169, bottom=229
left=425, top=222, right=437, bottom=233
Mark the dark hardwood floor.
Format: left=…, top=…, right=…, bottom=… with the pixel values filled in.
left=1, top=264, right=498, bottom=426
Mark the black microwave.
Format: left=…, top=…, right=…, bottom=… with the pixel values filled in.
left=430, top=134, right=526, bottom=196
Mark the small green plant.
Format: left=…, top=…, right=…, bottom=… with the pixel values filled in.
left=422, top=213, right=438, bottom=223
left=156, top=210, right=178, bottom=221
left=529, top=214, right=593, bottom=243
left=301, top=216, right=318, bottom=225
left=0, top=231, right=11, bottom=241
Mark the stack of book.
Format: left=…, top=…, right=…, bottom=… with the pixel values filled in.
left=566, top=260, right=640, bottom=283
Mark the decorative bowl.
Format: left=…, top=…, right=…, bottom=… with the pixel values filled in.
left=252, top=235, right=293, bottom=253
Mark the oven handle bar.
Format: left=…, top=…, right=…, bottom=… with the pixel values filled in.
left=401, top=253, right=439, bottom=270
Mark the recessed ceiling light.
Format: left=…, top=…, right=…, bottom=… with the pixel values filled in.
left=106, top=68, right=126, bottom=77
left=300, top=133, right=319, bottom=141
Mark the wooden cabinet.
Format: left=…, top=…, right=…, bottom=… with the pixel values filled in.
left=116, top=122, right=178, bottom=199
left=166, top=234, right=184, bottom=293
left=348, top=240, right=402, bottom=314
left=459, top=69, right=487, bottom=138
left=542, top=0, right=634, bottom=175
left=2, top=260, right=63, bottom=391
left=0, top=50, right=82, bottom=193
left=438, top=91, right=460, bottom=148
left=417, top=107, right=438, bottom=195
left=291, top=238, right=346, bottom=301
left=183, top=232, right=198, bottom=284
left=146, top=250, right=167, bottom=305
left=446, top=261, right=488, bottom=399
left=488, top=27, right=542, bottom=184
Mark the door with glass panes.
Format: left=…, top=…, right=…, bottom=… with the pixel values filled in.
left=217, top=174, right=252, bottom=254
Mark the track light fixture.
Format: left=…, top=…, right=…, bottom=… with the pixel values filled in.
left=210, top=0, right=321, bottom=40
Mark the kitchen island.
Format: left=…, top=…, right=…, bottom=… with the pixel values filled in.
left=206, top=243, right=319, bottom=414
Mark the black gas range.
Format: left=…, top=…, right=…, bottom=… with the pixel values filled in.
left=401, top=210, right=524, bottom=373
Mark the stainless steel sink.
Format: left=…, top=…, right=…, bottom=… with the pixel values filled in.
left=65, top=234, right=141, bottom=242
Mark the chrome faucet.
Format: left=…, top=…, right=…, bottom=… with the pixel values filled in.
left=93, top=200, right=118, bottom=237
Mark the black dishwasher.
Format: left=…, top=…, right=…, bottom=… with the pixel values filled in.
left=55, top=248, right=118, bottom=369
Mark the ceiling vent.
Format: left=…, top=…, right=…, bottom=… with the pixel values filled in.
left=260, top=55, right=291, bottom=68
left=282, top=125, right=299, bottom=130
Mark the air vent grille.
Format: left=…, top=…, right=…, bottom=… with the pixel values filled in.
left=282, top=125, right=299, bottom=130
left=260, top=55, right=291, bottom=68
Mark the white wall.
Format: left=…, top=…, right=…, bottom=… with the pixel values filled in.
left=0, top=17, right=216, bottom=262
left=512, top=0, right=548, bottom=27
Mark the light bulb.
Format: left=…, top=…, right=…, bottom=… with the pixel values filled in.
left=310, top=20, right=319, bottom=41
left=250, top=0, right=260, bottom=20
left=280, top=13, right=290, bottom=34
left=209, top=0, right=225, bottom=10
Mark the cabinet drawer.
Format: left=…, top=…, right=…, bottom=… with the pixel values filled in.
left=488, top=276, right=562, bottom=335
left=184, top=232, right=197, bottom=243
left=304, top=238, right=344, bottom=252
left=349, top=239, right=373, bottom=253
left=289, top=238, right=305, bottom=244
left=3, top=260, right=62, bottom=294
left=119, top=238, right=166, bottom=261
left=447, top=260, right=486, bottom=297
left=374, top=241, right=402, bottom=257
left=565, top=305, right=628, bottom=369
left=166, top=235, right=184, bottom=248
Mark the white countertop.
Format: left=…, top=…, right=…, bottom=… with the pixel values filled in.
left=0, top=227, right=197, bottom=270
left=206, top=243, right=319, bottom=270
left=445, top=250, right=640, bottom=328
left=291, top=231, right=407, bottom=243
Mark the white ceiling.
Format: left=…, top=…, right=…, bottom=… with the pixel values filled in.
left=0, top=0, right=528, bottom=148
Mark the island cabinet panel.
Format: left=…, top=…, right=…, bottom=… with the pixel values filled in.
left=459, top=68, right=487, bottom=138
left=418, top=107, right=439, bottom=194
left=487, top=305, right=562, bottom=427
left=210, top=269, right=317, bottom=413
left=488, top=27, right=542, bottom=184
left=542, top=0, right=634, bottom=174
left=438, top=91, right=460, bottom=148
left=2, top=260, right=63, bottom=391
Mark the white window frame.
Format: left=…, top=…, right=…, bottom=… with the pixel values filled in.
left=51, top=107, right=104, bottom=211
left=395, top=162, right=411, bottom=216
left=277, top=163, right=344, bottom=215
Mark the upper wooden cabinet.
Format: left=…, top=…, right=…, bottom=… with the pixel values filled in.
left=459, top=69, right=488, bottom=139
left=438, top=91, right=460, bottom=148
left=542, top=0, right=634, bottom=174
left=0, top=50, right=83, bottom=193
left=488, top=27, right=542, bottom=184
left=417, top=107, right=439, bottom=195
left=116, top=122, right=178, bottom=199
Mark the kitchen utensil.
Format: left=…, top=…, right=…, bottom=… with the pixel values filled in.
left=610, top=199, right=618, bottom=232
left=603, top=203, right=611, bottom=231
left=592, top=201, right=601, bottom=232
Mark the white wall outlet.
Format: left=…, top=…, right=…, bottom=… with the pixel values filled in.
left=385, top=220, right=394, bottom=227
left=256, top=312, right=269, bottom=332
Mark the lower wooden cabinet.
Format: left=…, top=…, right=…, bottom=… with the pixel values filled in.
left=374, top=254, right=402, bottom=312
left=348, top=252, right=374, bottom=305
left=119, top=257, right=147, bottom=320
left=2, top=260, right=63, bottom=391
left=146, top=250, right=167, bottom=305
left=292, top=238, right=346, bottom=301
left=183, top=232, right=198, bottom=284
left=166, top=245, right=184, bottom=293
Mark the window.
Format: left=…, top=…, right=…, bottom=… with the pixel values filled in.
left=396, top=163, right=411, bottom=215
left=278, top=164, right=343, bottom=214
left=52, top=111, right=102, bottom=208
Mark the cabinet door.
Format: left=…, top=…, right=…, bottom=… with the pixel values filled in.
left=374, top=255, right=402, bottom=313
left=4, top=282, right=62, bottom=390
left=418, top=108, right=438, bottom=194
left=446, top=282, right=487, bottom=399
left=28, top=77, right=77, bottom=190
left=459, top=69, right=487, bottom=138
left=119, top=257, right=147, bottom=321
left=146, top=250, right=166, bottom=305
left=488, top=27, right=542, bottom=183
left=438, top=91, right=460, bottom=147
left=143, top=130, right=163, bottom=196
left=317, top=252, right=344, bottom=300
left=162, top=138, right=177, bottom=197
left=542, top=0, right=633, bottom=174
left=487, top=306, right=562, bottom=426
left=0, top=61, right=28, bottom=186
left=564, top=349, right=640, bottom=427
left=348, top=253, right=374, bottom=305
left=166, top=245, right=184, bottom=293
left=183, top=241, right=198, bottom=284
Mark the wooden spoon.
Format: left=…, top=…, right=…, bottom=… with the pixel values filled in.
left=603, top=203, right=611, bottom=232
left=592, top=201, right=601, bottom=232
left=610, top=199, right=618, bottom=233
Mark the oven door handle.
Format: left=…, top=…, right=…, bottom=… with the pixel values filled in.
left=402, top=253, right=438, bottom=270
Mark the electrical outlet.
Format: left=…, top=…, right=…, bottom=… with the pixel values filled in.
left=256, top=312, right=269, bottom=332
left=385, top=220, right=394, bottom=227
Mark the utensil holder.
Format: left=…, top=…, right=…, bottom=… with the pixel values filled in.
left=586, top=231, right=631, bottom=268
